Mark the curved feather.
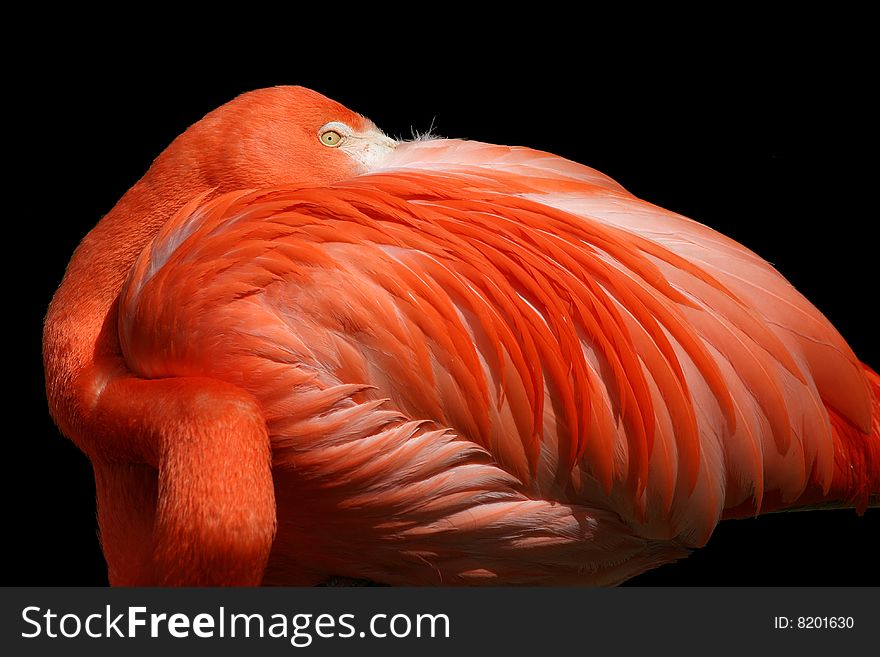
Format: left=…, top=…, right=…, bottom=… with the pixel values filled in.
left=119, top=138, right=878, bottom=574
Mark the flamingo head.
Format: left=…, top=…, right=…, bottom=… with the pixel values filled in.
left=161, top=86, right=397, bottom=193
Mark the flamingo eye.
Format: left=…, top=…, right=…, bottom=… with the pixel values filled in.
left=320, top=130, right=343, bottom=147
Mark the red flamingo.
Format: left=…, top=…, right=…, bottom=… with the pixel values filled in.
left=43, top=86, right=879, bottom=585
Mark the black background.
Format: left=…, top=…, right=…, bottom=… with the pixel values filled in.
left=12, top=32, right=877, bottom=586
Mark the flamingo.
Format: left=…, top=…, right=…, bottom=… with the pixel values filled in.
left=43, top=86, right=880, bottom=586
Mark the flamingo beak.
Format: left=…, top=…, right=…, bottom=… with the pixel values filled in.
left=341, top=127, right=398, bottom=172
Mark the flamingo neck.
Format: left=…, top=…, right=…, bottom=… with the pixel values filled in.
left=43, top=155, right=208, bottom=444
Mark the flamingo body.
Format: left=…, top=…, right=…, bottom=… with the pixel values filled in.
left=44, top=87, right=880, bottom=585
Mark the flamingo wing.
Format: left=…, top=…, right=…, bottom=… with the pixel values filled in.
left=117, top=139, right=878, bottom=583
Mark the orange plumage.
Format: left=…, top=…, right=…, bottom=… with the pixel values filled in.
left=43, top=86, right=880, bottom=585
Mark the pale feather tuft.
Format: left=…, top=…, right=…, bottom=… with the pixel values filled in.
left=407, top=116, right=442, bottom=142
